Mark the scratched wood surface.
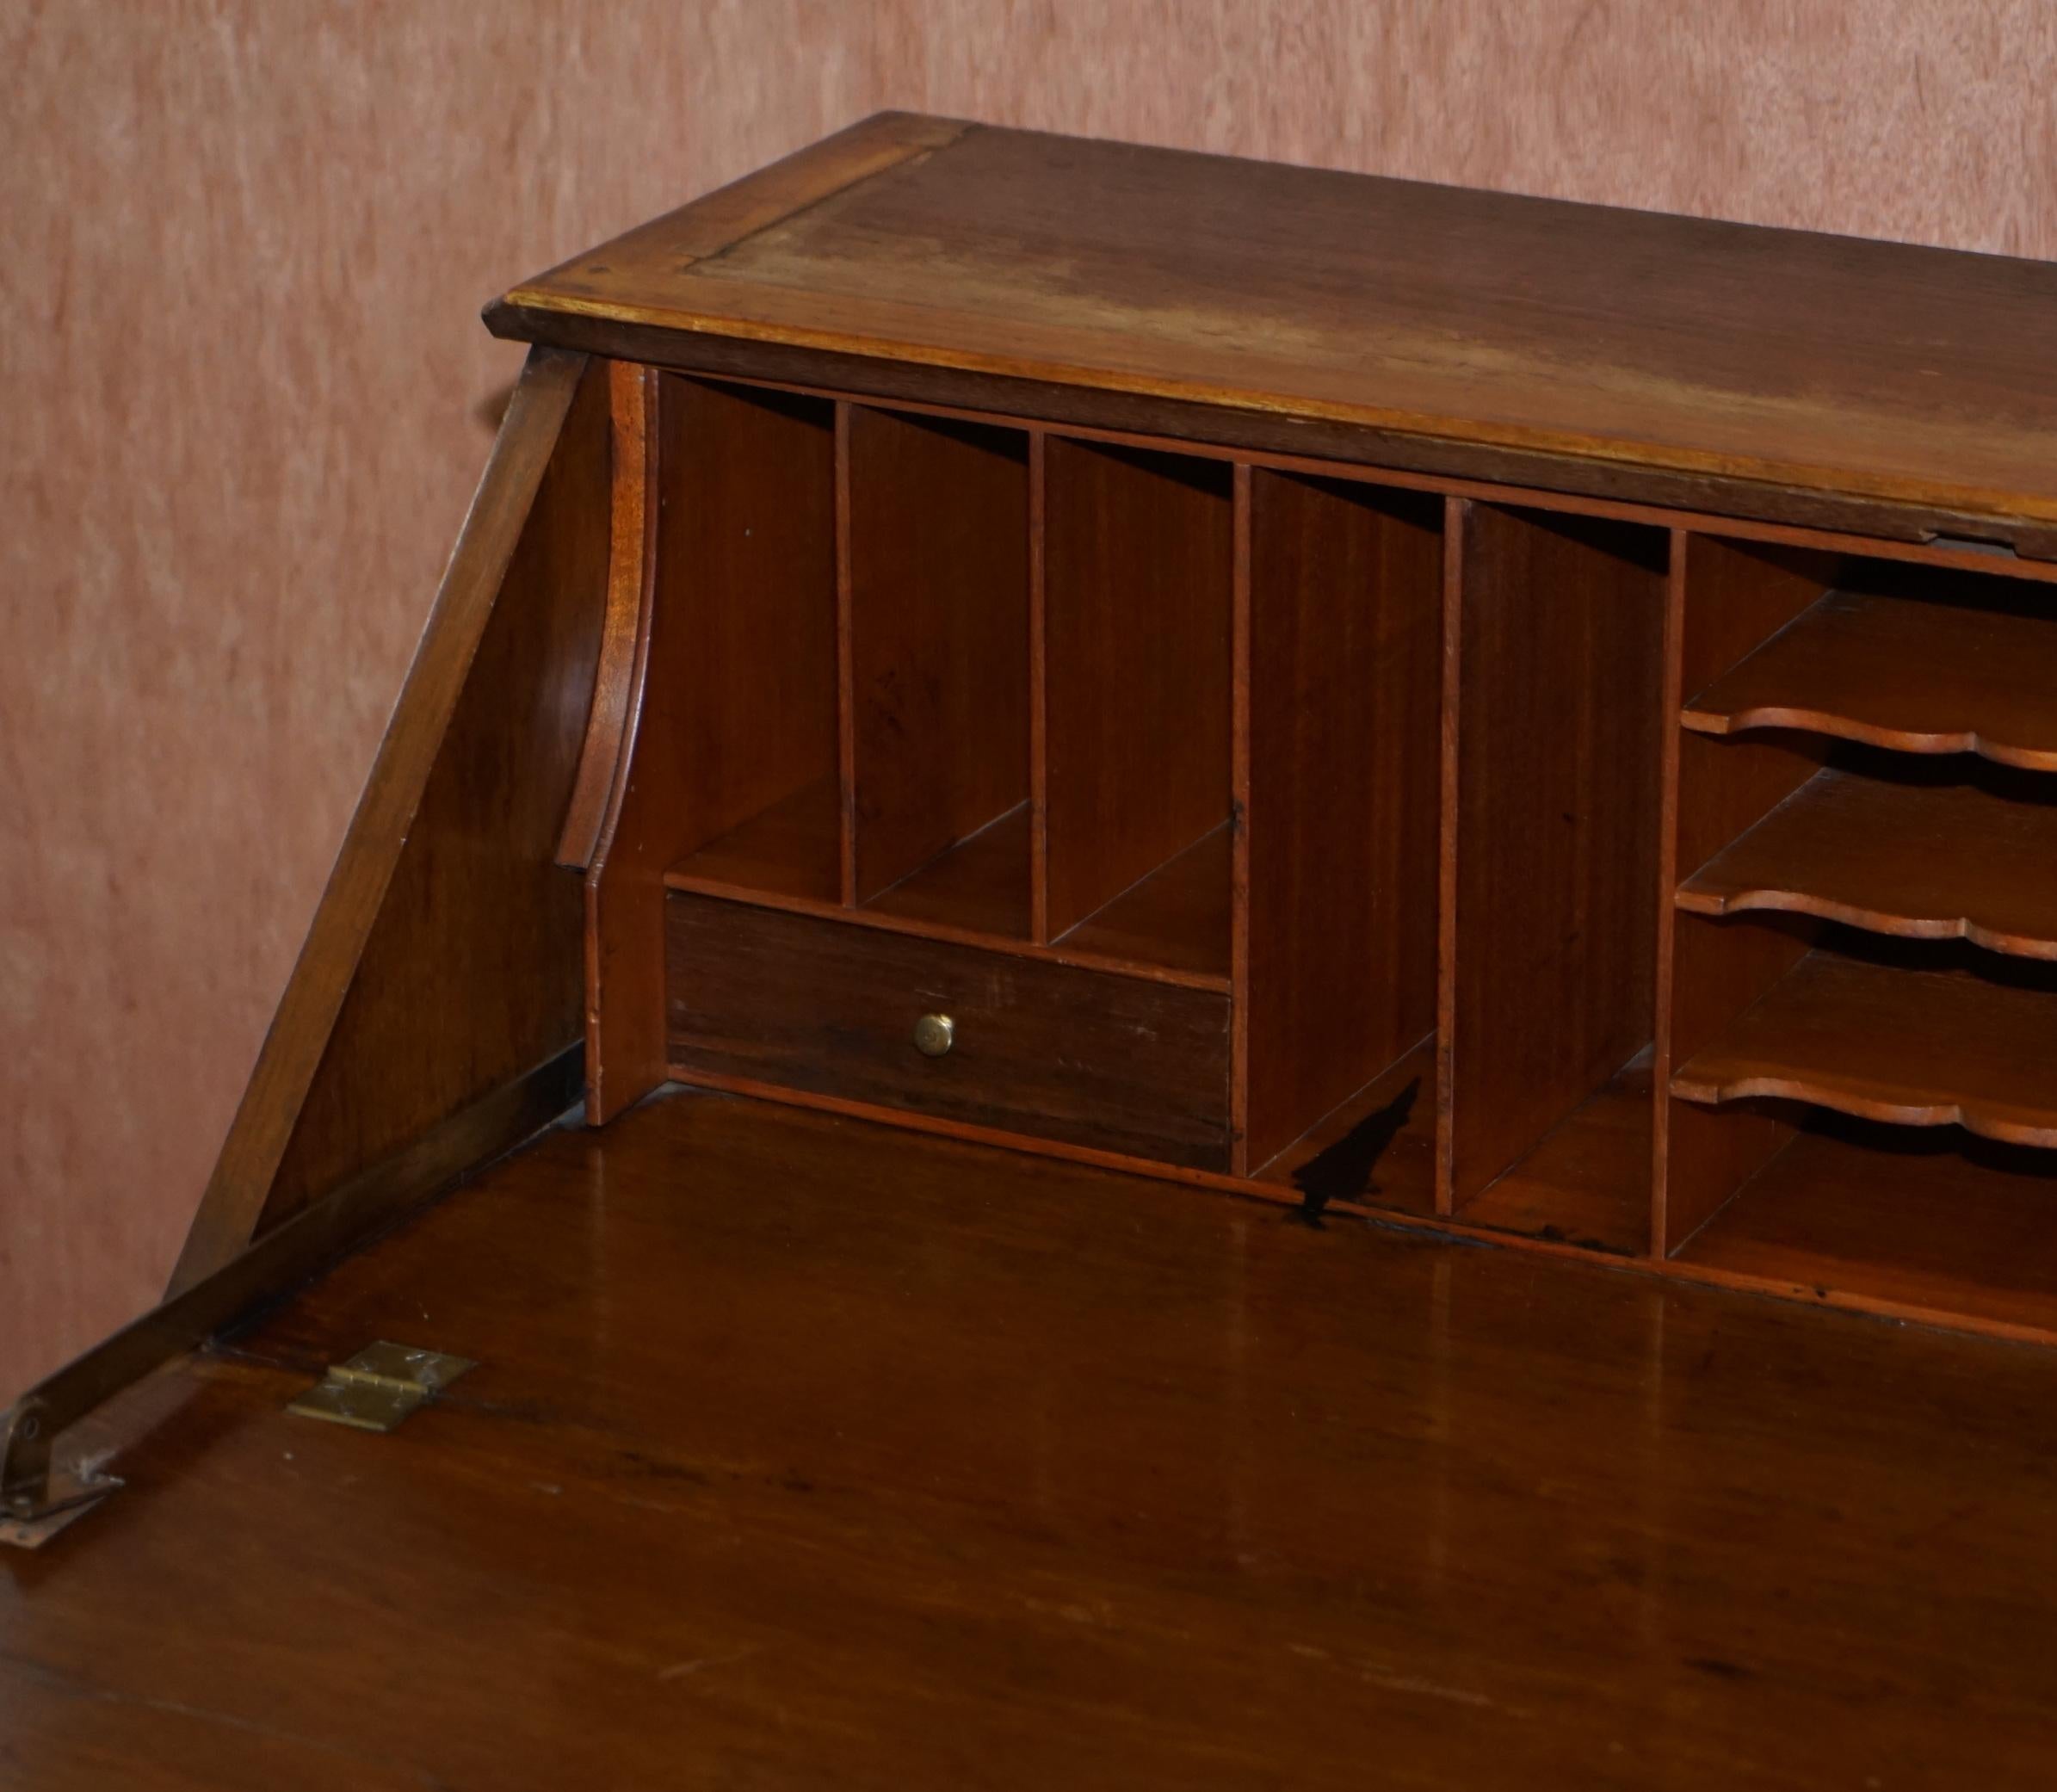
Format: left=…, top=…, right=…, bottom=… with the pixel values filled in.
left=501, top=119, right=2057, bottom=527
left=11, top=1090, right=2057, bottom=1789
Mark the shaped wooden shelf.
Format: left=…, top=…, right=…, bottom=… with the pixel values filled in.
left=1671, top=951, right=2057, bottom=1146
left=1681, top=590, right=2057, bottom=769
left=1677, top=768, right=2057, bottom=959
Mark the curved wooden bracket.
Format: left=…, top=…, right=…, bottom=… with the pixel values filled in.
left=558, top=361, right=660, bottom=870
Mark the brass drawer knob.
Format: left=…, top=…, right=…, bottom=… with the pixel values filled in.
left=913, top=1013, right=955, bottom=1058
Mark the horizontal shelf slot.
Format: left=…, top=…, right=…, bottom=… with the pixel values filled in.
left=1677, top=1115, right=2057, bottom=1338
left=664, top=829, right=1226, bottom=992
left=1682, top=587, right=2057, bottom=769
left=1053, top=823, right=1231, bottom=983
left=1251, top=1035, right=1437, bottom=1219
left=1678, top=763, right=2057, bottom=958
left=667, top=778, right=842, bottom=905
left=866, top=803, right=1031, bottom=940
left=1459, top=1050, right=1652, bottom=1256
left=1671, top=948, right=2057, bottom=1146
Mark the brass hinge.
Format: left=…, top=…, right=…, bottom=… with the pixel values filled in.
left=287, top=1342, right=475, bottom=1433
left=0, top=1396, right=124, bottom=1549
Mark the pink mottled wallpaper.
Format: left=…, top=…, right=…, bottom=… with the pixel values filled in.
left=3, top=0, right=2054, bottom=1397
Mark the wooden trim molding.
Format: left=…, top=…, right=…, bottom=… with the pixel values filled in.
left=558, top=361, right=658, bottom=870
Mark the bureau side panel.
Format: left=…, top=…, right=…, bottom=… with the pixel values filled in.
left=252, top=361, right=613, bottom=1233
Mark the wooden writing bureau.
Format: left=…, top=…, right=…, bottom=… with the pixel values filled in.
left=13, top=111, right=2057, bottom=1548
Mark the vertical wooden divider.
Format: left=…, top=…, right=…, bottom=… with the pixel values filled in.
left=1028, top=429, right=1051, bottom=943
left=1648, top=528, right=1689, bottom=1257
left=1657, top=536, right=1834, bottom=1252
left=834, top=400, right=859, bottom=909
left=1230, top=463, right=1254, bottom=1175
left=1434, top=497, right=1467, bottom=1215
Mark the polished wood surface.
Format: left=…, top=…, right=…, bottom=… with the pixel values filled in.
left=19, top=1091, right=2057, bottom=1788
left=1682, top=585, right=2057, bottom=769
left=1679, top=763, right=2057, bottom=958
left=1673, top=947, right=2057, bottom=1146
left=667, top=894, right=1233, bottom=1168
left=170, top=349, right=601, bottom=1287
left=495, top=116, right=2057, bottom=538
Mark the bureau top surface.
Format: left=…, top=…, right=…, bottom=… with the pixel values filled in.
left=492, top=112, right=2057, bottom=531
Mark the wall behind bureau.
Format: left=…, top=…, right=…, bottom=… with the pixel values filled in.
left=4, top=0, right=2053, bottom=1397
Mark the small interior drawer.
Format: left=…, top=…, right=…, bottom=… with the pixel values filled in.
left=665, top=893, right=1233, bottom=1170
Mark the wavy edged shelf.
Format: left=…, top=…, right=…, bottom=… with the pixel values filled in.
left=1678, top=768, right=2057, bottom=959
left=1671, top=951, right=2057, bottom=1147
left=1681, top=590, right=2057, bottom=770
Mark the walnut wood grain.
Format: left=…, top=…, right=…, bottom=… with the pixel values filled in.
left=494, top=116, right=2057, bottom=539
left=1682, top=586, right=2057, bottom=769
left=1672, top=949, right=2057, bottom=1147
left=170, top=349, right=597, bottom=1288
left=1679, top=767, right=2057, bottom=959
left=666, top=894, right=1232, bottom=1169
